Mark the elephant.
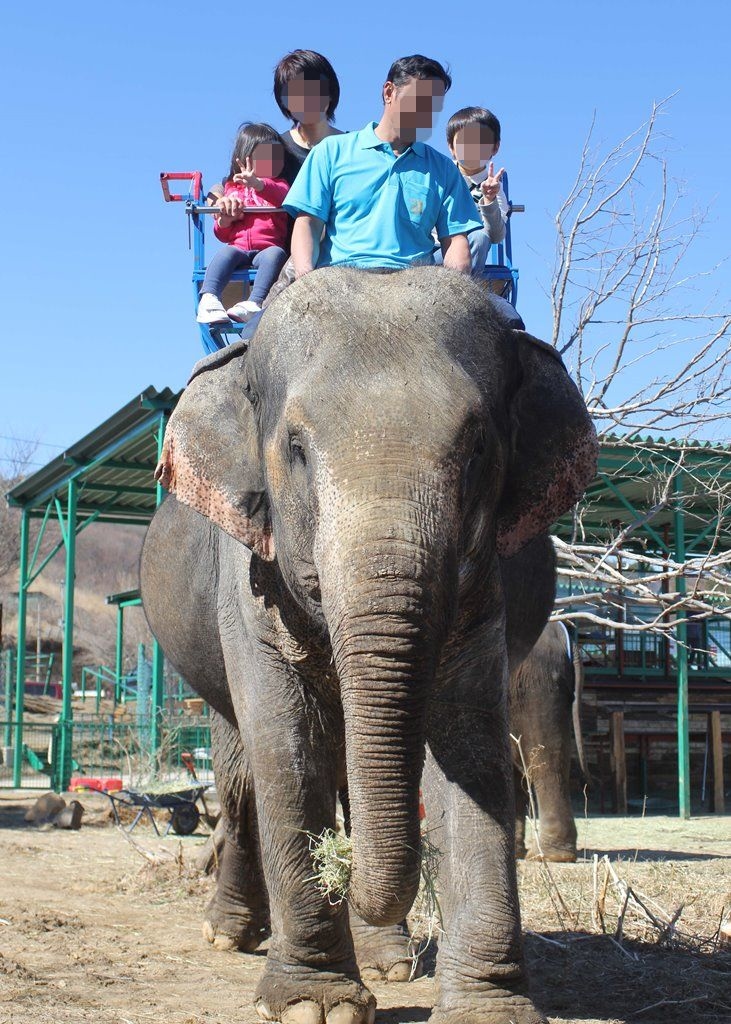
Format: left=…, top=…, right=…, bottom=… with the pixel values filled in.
left=507, top=620, right=588, bottom=862
left=141, top=265, right=598, bottom=1024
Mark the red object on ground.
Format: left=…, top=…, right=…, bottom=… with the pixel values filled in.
left=181, top=751, right=198, bottom=780
left=69, top=777, right=123, bottom=793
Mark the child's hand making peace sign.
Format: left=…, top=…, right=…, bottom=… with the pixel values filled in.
left=480, top=162, right=505, bottom=204
left=233, top=157, right=264, bottom=193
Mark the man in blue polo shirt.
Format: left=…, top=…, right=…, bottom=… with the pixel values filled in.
left=283, top=55, right=482, bottom=277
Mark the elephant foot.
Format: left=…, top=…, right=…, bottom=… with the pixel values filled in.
left=350, top=918, right=423, bottom=982
left=525, top=843, right=577, bottom=864
left=255, top=959, right=375, bottom=1024
left=203, top=891, right=270, bottom=952
left=430, top=993, right=547, bottom=1024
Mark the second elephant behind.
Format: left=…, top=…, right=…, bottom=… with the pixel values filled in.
left=509, top=620, right=588, bottom=862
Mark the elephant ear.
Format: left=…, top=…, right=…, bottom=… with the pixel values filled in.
left=496, top=332, right=598, bottom=558
left=154, top=340, right=274, bottom=560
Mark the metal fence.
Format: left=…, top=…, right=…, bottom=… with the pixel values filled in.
left=0, top=716, right=213, bottom=791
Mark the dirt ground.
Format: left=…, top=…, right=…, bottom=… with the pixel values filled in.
left=0, top=792, right=729, bottom=1024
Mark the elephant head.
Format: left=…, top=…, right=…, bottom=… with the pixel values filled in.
left=155, top=266, right=597, bottom=925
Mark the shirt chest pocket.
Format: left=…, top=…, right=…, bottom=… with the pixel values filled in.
left=397, top=180, right=437, bottom=229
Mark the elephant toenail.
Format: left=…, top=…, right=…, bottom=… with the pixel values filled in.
left=386, top=960, right=415, bottom=983
left=256, top=1000, right=277, bottom=1021
left=326, top=1000, right=376, bottom=1024
left=281, top=999, right=323, bottom=1024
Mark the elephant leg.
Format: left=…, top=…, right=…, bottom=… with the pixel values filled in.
left=423, top=685, right=547, bottom=1024
left=529, top=750, right=578, bottom=863
left=203, top=709, right=271, bottom=951
left=513, top=764, right=529, bottom=860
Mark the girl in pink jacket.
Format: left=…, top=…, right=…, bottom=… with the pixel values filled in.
left=197, top=123, right=290, bottom=324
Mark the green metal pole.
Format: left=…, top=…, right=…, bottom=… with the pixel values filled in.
left=58, top=479, right=77, bottom=792
left=12, top=511, right=30, bottom=787
left=674, top=472, right=690, bottom=819
left=3, top=649, right=13, bottom=748
left=115, top=605, right=124, bottom=706
left=150, top=413, right=167, bottom=755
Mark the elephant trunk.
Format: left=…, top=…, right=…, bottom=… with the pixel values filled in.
left=320, top=524, right=455, bottom=927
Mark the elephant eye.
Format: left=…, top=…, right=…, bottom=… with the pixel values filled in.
left=463, top=432, right=486, bottom=499
left=289, top=435, right=307, bottom=467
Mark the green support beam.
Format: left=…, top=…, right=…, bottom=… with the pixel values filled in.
left=597, top=473, right=670, bottom=554
left=12, top=511, right=30, bottom=787
left=674, top=472, right=690, bottom=820
left=115, top=605, right=124, bottom=704
left=58, top=479, right=77, bottom=792
left=150, top=413, right=168, bottom=754
left=3, top=650, right=13, bottom=748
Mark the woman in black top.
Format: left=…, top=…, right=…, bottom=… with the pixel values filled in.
left=273, top=50, right=344, bottom=185
left=205, top=50, right=343, bottom=334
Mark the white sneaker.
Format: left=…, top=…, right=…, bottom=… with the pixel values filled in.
left=196, top=293, right=229, bottom=324
left=227, top=299, right=262, bottom=323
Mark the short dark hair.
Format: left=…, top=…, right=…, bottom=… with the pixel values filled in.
left=385, top=55, right=452, bottom=93
left=446, top=106, right=501, bottom=148
left=273, top=49, right=340, bottom=124
left=226, top=123, right=283, bottom=183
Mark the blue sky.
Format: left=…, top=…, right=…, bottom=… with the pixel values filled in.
left=1, top=0, right=729, bottom=472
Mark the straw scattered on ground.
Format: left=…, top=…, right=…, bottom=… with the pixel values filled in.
left=1, top=793, right=729, bottom=1024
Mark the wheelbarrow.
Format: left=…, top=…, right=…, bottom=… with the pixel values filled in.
left=104, top=781, right=210, bottom=836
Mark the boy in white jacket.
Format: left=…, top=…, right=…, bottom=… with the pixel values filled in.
left=446, top=106, right=508, bottom=268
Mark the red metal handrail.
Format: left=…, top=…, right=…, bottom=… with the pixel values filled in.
left=160, top=171, right=202, bottom=202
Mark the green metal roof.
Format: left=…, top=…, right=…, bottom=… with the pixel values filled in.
left=5, top=386, right=181, bottom=525
left=5, top=390, right=730, bottom=554
left=554, top=434, right=731, bottom=554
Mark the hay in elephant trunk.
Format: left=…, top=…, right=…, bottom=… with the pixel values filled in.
left=308, top=826, right=443, bottom=949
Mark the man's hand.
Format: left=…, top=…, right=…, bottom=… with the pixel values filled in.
left=441, top=233, right=472, bottom=275
left=480, top=162, right=505, bottom=204
left=291, top=214, right=324, bottom=279
left=233, top=157, right=264, bottom=193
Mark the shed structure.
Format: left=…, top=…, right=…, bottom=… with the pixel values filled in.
left=4, top=387, right=180, bottom=788
left=5, top=396, right=731, bottom=810
left=555, top=435, right=731, bottom=816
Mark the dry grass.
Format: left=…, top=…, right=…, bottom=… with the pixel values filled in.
left=510, top=731, right=731, bottom=1022
left=517, top=816, right=731, bottom=1023
left=308, top=827, right=353, bottom=904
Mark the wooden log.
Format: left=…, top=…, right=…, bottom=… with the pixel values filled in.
left=610, top=711, right=627, bottom=814
left=709, top=711, right=725, bottom=814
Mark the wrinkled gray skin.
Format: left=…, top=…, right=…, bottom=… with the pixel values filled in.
left=141, top=267, right=597, bottom=1024
left=507, top=620, right=584, bottom=863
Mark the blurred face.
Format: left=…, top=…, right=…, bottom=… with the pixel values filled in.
left=450, top=123, right=499, bottom=169
left=384, top=76, right=445, bottom=142
left=251, top=142, right=285, bottom=179
left=284, top=73, right=330, bottom=123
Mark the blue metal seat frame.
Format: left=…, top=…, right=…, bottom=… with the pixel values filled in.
left=161, top=169, right=521, bottom=355
left=479, top=170, right=520, bottom=307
